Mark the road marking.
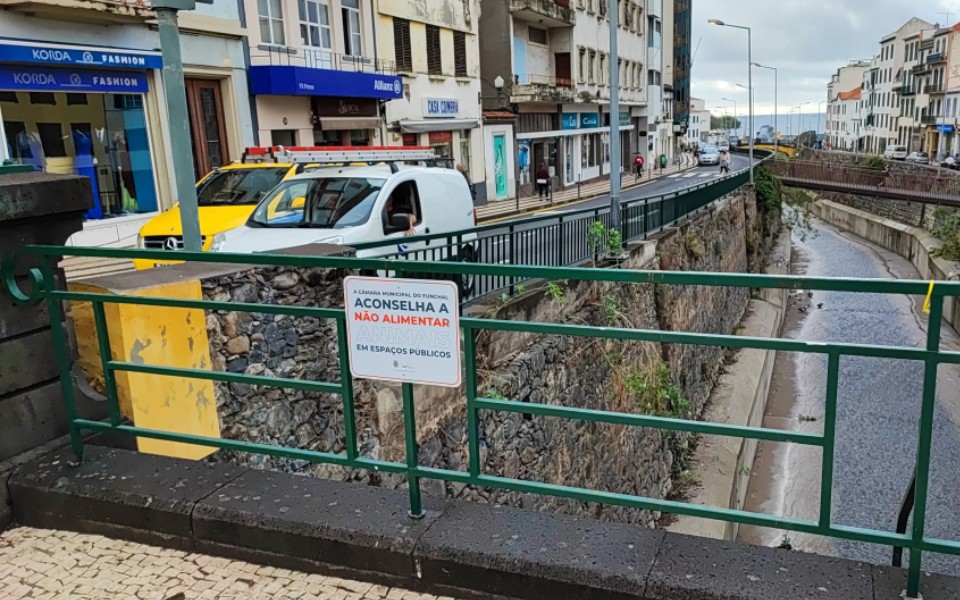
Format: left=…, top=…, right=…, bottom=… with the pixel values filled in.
left=699, top=173, right=715, bottom=177
left=668, top=174, right=682, bottom=178
left=682, top=173, right=697, bottom=178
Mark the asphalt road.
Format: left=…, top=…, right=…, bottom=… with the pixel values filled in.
left=740, top=218, right=960, bottom=576
left=501, top=153, right=756, bottom=219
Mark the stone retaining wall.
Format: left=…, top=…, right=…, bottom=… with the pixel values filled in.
left=196, top=188, right=771, bottom=526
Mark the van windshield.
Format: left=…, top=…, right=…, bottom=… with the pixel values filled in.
left=248, top=177, right=386, bottom=228
left=196, top=168, right=289, bottom=206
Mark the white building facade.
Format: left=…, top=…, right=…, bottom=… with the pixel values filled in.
left=376, top=0, right=486, bottom=200
left=686, top=97, right=709, bottom=147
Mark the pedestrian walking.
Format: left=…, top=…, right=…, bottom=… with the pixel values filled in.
left=536, top=163, right=550, bottom=199
left=634, top=154, right=645, bottom=180
left=659, top=154, right=668, bottom=171
left=878, top=164, right=890, bottom=190
left=719, top=151, right=731, bottom=174
left=456, top=163, right=477, bottom=202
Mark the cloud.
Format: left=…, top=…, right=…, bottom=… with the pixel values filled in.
left=692, top=1, right=949, bottom=131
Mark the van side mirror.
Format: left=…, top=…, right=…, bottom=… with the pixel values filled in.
left=386, top=213, right=412, bottom=232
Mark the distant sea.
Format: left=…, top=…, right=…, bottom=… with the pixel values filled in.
left=713, top=112, right=828, bottom=136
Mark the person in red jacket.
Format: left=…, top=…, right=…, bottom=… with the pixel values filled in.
left=536, top=163, right=550, bottom=199
left=634, top=154, right=645, bottom=180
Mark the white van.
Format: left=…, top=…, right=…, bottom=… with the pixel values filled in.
left=214, top=164, right=479, bottom=290
left=884, top=145, right=908, bottom=160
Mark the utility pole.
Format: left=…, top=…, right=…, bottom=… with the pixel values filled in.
left=608, top=0, right=621, bottom=231
left=152, top=0, right=210, bottom=252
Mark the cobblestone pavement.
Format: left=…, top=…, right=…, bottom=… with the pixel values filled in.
left=0, top=527, right=455, bottom=600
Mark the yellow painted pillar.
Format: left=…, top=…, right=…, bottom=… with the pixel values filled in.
left=70, top=278, right=221, bottom=460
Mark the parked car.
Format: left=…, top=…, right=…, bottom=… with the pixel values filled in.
left=134, top=161, right=311, bottom=270
left=217, top=165, right=480, bottom=293
left=718, top=140, right=731, bottom=152
left=883, top=145, right=909, bottom=160
left=698, top=145, right=721, bottom=166
left=905, top=151, right=930, bottom=164
left=941, top=156, right=960, bottom=170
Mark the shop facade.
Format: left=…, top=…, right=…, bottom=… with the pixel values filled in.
left=0, top=37, right=164, bottom=220
left=0, top=4, right=254, bottom=224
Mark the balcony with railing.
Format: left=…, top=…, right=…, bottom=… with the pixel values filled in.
left=921, top=114, right=937, bottom=125
left=926, top=52, right=947, bottom=65
left=912, top=63, right=931, bottom=75
left=0, top=0, right=152, bottom=23
left=248, top=46, right=401, bottom=100
left=251, top=45, right=396, bottom=75
left=510, top=0, right=574, bottom=27
left=925, top=82, right=944, bottom=95
left=900, top=85, right=916, bottom=96
left=510, top=74, right=575, bottom=103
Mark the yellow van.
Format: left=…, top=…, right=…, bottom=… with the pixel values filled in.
left=134, top=162, right=301, bottom=270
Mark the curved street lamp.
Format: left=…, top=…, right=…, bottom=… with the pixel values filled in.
left=710, top=18, right=754, bottom=182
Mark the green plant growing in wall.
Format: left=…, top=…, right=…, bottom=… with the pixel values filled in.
left=683, top=232, right=705, bottom=259
left=607, top=228, right=623, bottom=262
left=623, top=363, right=690, bottom=418
left=587, top=221, right=607, bottom=266
left=602, top=293, right=622, bottom=326
left=547, top=280, right=567, bottom=304
left=931, top=208, right=960, bottom=261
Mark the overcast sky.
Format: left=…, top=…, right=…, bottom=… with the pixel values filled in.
left=692, top=0, right=960, bottom=129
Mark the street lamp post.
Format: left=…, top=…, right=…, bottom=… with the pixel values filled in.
left=751, top=62, right=777, bottom=145
left=153, top=0, right=212, bottom=252
left=609, top=0, right=622, bottom=230
left=721, top=97, right=738, bottom=137
left=710, top=19, right=753, bottom=183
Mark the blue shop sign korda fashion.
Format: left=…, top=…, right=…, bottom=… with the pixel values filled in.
left=0, top=41, right=163, bottom=69
left=0, top=66, right=148, bottom=93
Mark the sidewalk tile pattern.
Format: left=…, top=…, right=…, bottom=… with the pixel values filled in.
left=0, top=527, right=457, bottom=600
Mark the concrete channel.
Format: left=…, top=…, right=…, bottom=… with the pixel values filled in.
left=740, top=213, right=960, bottom=576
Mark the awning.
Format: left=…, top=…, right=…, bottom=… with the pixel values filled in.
left=517, top=125, right=635, bottom=141
left=319, top=117, right=381, bottom=130
left=399, top=118, right=480, bottom=133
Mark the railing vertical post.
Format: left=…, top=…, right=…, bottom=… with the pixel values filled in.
left=401, top=382, right=425, bottom=518
left=508, top=225, right=516, bottom=294
left=644, top=199, right=649, bottom=238
left=40, top=258, right=85, bottom=462
left=336, top=316, right=358, bottom=460
left=818, top=350, right=839, bottom=529
left=92, top=301, right=123, bottom=427
left=557, top=216, right=565, bottom=266
left=906, top=294, right=944, bottom=599
left=464, top=327, right=481, bottom=477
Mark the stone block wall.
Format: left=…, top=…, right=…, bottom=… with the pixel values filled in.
left=816, top=191, right=926, bottom=228
left=0, top=172, right=97, bottom=463
left=187, top=187, right=774, bottom=527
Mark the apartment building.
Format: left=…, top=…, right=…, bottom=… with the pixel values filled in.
left=826, top=60, right=869, bottom=150
left=0, top=0, right=253, bottom=221
left=825, top=18, right=933, bottom=155
left=246, top=0, right=401, bottom=149
left=478, top=0, right=648, bottom=198
left=671, top=0, right=691, bottom=143
left=373, top=0, right=486, bottom=200
left=685, top=97, right=709, bottom=148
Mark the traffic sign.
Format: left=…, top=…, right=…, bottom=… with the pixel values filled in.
left=344, top=277, right=461, bottom=387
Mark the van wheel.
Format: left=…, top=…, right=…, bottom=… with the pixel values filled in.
left=456, top=246, right=477, bottom=297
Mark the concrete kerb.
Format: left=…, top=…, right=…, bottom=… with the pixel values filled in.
left=8, top=444, right=956, bottom=600
left=666, top=229, right=792, bottom=542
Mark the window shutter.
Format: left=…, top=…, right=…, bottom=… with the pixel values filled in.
left=454, top=31, right=467, bottom=77
left=427, top=25, right=442, bottom=75
left=394, top=18, right=412, bottom=72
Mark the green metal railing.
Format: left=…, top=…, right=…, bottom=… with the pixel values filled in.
left=350, top=163, right=757, bottom=304
left=3, top=245, right=959, bottom=598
